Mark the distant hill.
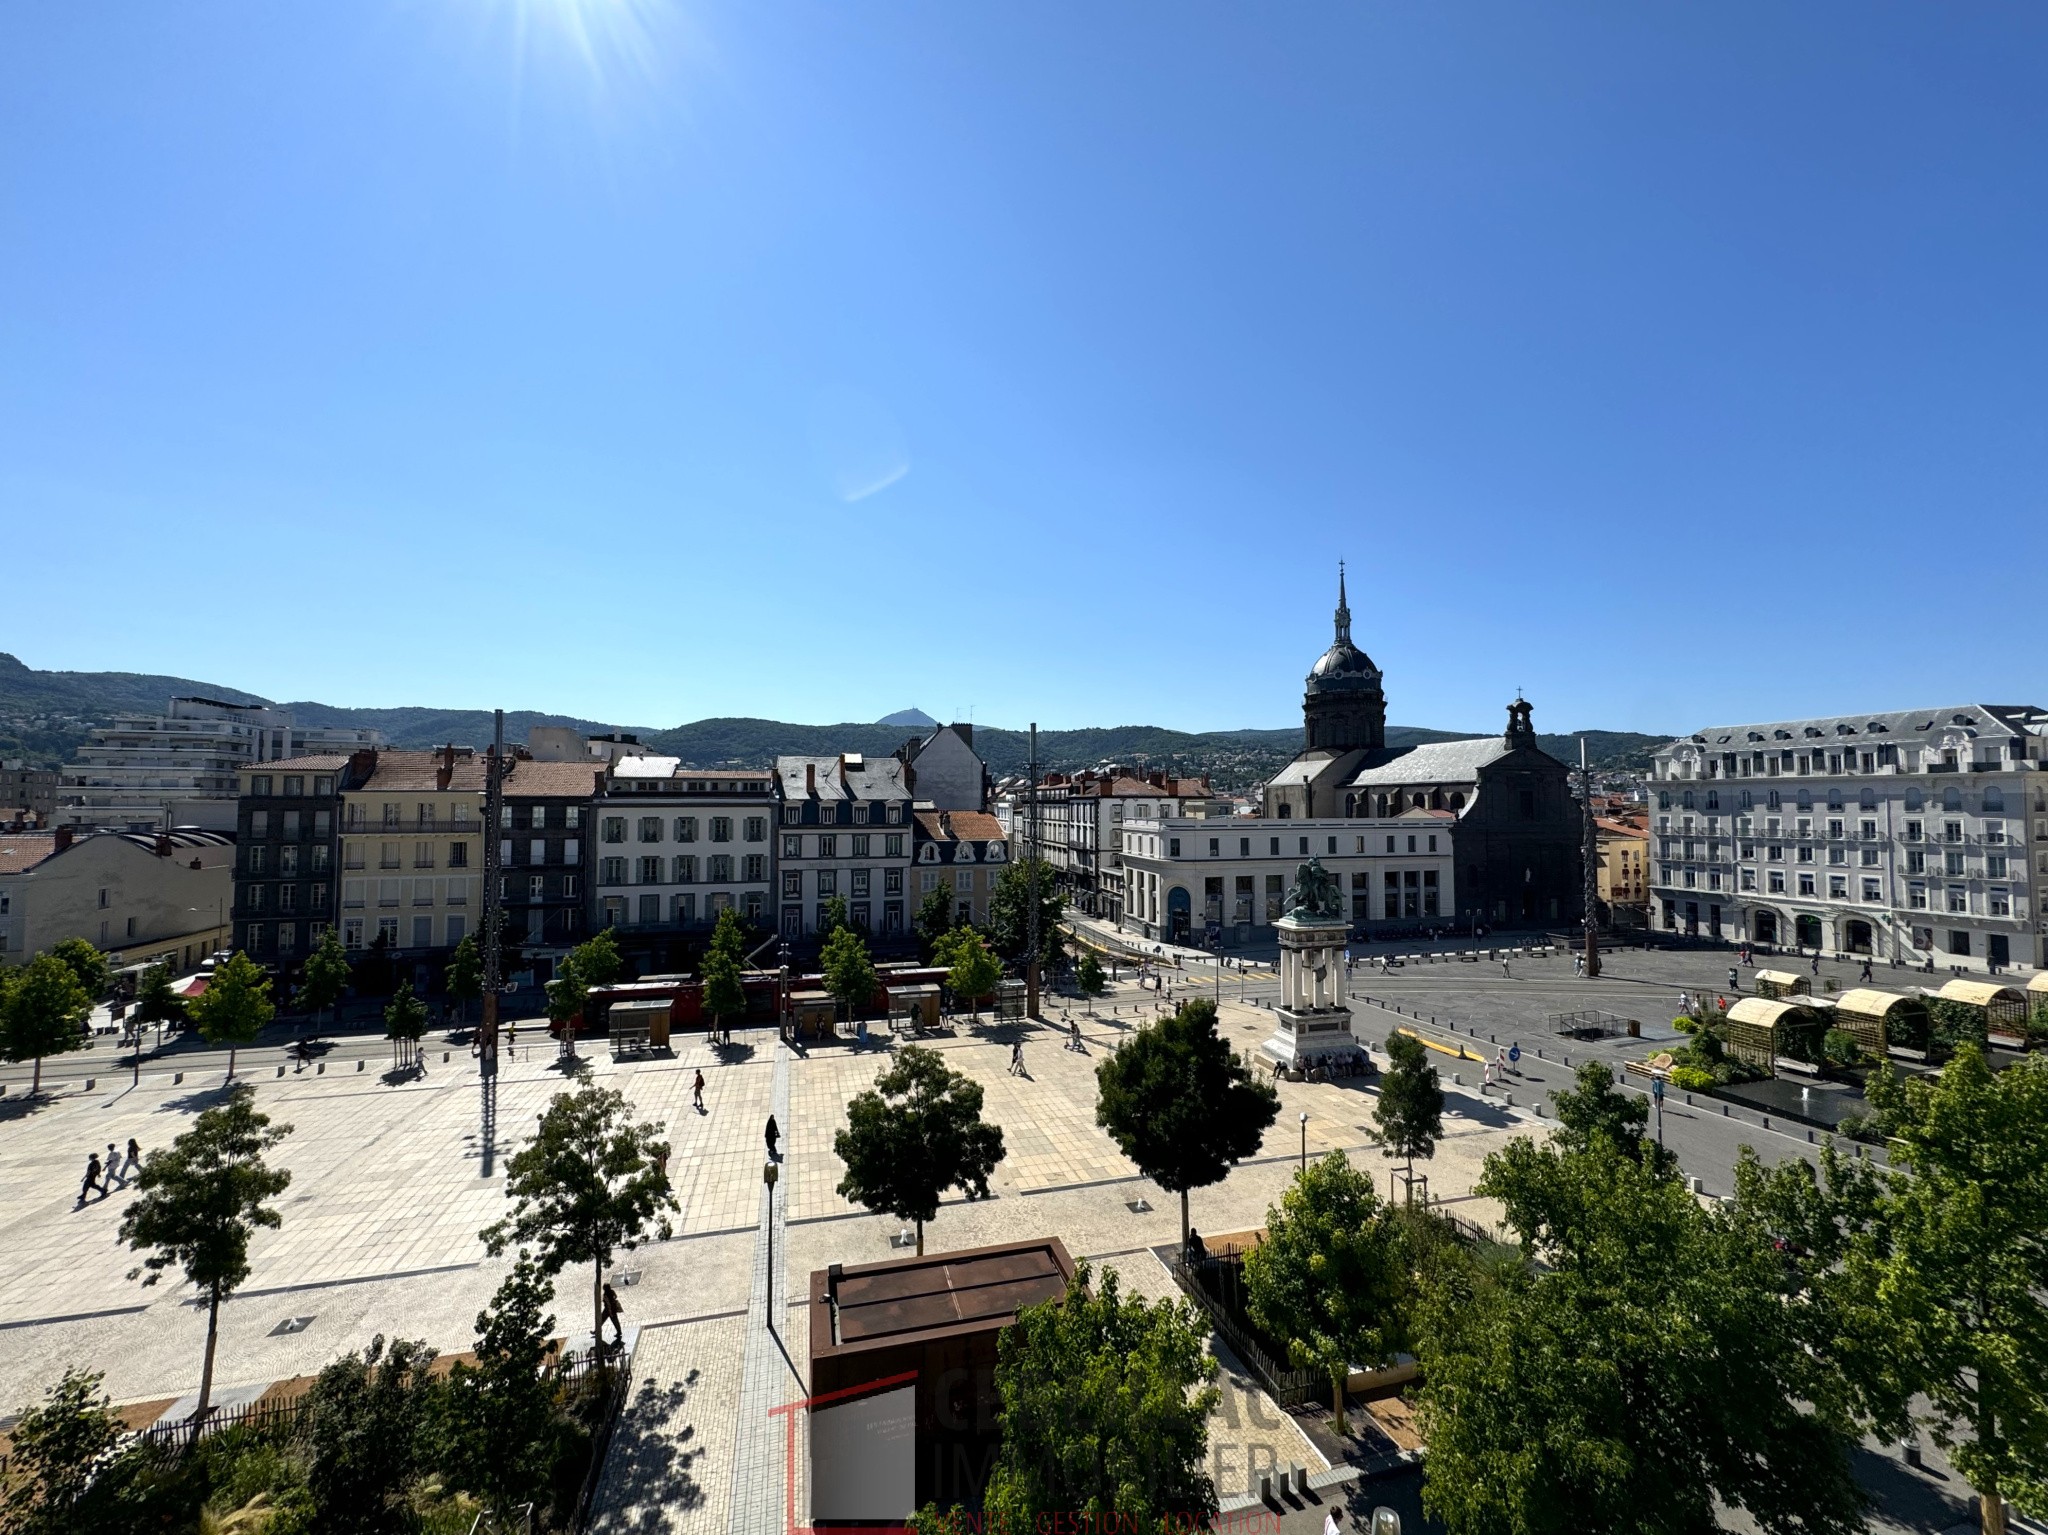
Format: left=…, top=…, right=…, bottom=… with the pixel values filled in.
left=0, top=653, right=1669, bottom=786
left=876, top=707, right=939, bottom=729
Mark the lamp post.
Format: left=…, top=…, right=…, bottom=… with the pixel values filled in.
left=1299, top=1111, right=1308, bottom=1173
left=763, top=1160, right=780, bottom=1332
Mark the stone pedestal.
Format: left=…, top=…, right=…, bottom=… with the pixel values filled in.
left=1259, top=912, right=1356, bottom=1072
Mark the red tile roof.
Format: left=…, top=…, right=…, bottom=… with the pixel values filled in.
left=356, top=750, right=489, bottom=792
left=915, top=810, right=1006, bottom=843
left=502, top=761, right=606, bottom=798
left=0, top=833, right=58, bottom=873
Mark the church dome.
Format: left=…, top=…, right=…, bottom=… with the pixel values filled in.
left=1309, top=638, right=1378, bottom=684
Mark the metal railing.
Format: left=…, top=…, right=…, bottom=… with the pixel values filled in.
left=1168, top=1248, right=1321, bottom=1407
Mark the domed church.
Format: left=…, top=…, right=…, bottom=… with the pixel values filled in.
left=1264, top=568, right=1583, bottom=928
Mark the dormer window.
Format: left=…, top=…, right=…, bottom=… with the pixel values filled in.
left=821, top=804, right=838, bottom=825
left=853, top=804, right=870, bottom=825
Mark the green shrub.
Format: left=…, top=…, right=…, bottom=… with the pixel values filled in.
left=1928, top=998, right=1987, bottom=1055
left=1821, top=1029, right=1862, bottom=1068
left=1669, top=1065, right=1715, bottom=1091
left=1671, top=1015, right=1700, bottom=1034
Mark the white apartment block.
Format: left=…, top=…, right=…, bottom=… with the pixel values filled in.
left=774, top=754, right=914, bottom=940
left=1117, top=811, right=1457, bottom=946
left=1006, top=770, right=1222, bottom=923
left=1648, top=705, right=2048, bottom=971
left=593, top=760, right=777, bottom=936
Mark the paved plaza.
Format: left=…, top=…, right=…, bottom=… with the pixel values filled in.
left=0, top=943, right=1932, bottom=1531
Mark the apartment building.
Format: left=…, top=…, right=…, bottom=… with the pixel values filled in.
left=592, top=759, right=776, bottom=955
left=774, top=754, right=914, bottom=943
left=0, top=761, right=57, bottom=822
left=498, top=758, right=602, bottom=960
left=337, top=748, right=486, bottom=959
left=231, top=753, right=374, bottom=965
left=1005, top=769, right=1222, bottom=922
left=0, top=827, right=234, bottom=971
left=1647, top=705, right=2048, bottom=970
left=912, top=810, right=1010, bottom=927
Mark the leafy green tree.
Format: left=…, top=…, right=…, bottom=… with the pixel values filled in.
left=821, top=923, right=879, bottom=1024
left=384, top=981, right=430, bottom=1070
left=1076, top=951, right=1106, bottom=1008
left=0, top=1368, right=127, bottom=1535
left=978, top=1263, right=1218, bottom=1535
left=701, top=946, right=747, bottom=1043
left=119, top=1085, right=294, bottom=1422
left=0, top=952, right=91, bottom=1093
left=187, top=951, right=274, bottom=1080
left=708, top=905, right=748, bottom=965
left=48, top=936, right=111, bottom=1001
left=1840, top=1046, right=2048, bottom=1535
left=444, top=932, right=483, bottom=1023
left=1416, top=1130, right=1864, bottom=1535
left=818, top=893, right=850, bottom=941
left=1550, top=1058, right=1676, bottom=1175
left=301, top=1333, right=441, bottom=1535
left=1374, top=1032, right=1444, bottom=1198
left=913, top=885, right=954, bottom=960
left=569, top=929, right=623, bottom=990
left=299, top=926, right=350, bottom=1030
left=1094, top=997, right=1280, bottom=1246
left=936, top=927, right=1002, bottom=1020
left=435, top=1255, right=568, bottom=1518
left=989, top=858, right=1065, bottom=973
left=129, top=962, right=186, bottom=1062
left=834, top=1045, right=1005, bottom=1255
left=545, top=930, right=624, bottom=1054
left=1245, top=1152, right=1410, bottom=1431
left=483, top=1084, right=676, bottom=1347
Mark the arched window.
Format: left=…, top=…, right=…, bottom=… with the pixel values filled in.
left=1859, top=788, right=1877, bottom=811
left=1681, top=790, right=1695, bottom=810
left=1984, top=786, right=2005, bottom=813
left=1705, top=790, right=1720, bottom=810
left=1658, top=790, right=1672, bottom=810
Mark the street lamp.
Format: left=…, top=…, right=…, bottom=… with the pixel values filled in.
left=1299, top=1111, right=1308, bottom=1173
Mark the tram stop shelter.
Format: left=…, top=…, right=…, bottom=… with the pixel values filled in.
left=791, top=989, right=840, bottom=1040
left=1831, top=989, right=1930, bottom=1059
left=807, top=1238, right=1076, bottom=1525
left=1723, top=996, right=1827, bottom=1076
left=1752, top=970, right=1811, bottom=1001
left=607, top=997, right=671, bottom=1056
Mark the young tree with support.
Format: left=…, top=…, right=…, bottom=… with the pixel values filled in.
left=1076, top=951, right=1106, bottom=1012
left=1245, top=1151, right=1410, bottom=1433
left=299, top=927, right=351, bottom=1032
left=1374, top=1031, right=1444, bottom=1203
left=483, top=1084, right=676, bottom=1352
left=443, top=932, right=483, bottom=1024
left=384, top=981, right=430, bottom=1071
left=119, top=1086, right=293, bottom=1423
left=131, top=960, right=188, bottom=1047
left=701, top=945, right=747, bottom=1046
left=187, top=951, right=274, bottom=1081
left=0, top=953, right=92, bottom=1095
left=936, top=927, right=1002, bottom=1022
left=1094, top=997, right=1280, bottom=1248
left=834, top=1045, right=1004, bottom=1255
left=822, top=923, right=879, bottom=1028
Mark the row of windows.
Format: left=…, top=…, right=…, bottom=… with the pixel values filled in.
left=1135, top=832, right=1443, bottom=859
left=1660, top=783, right=2023, bottom=814
left=780, top=802, right=904, bottom=826
left=338, top=841, right=471, bottom=871
left=782, top=833, right=905, bottom=859
left=338, top=914, right=464, bottom=951
left=602, top=815, right=767, bottom=845
left=246, top=845, right=333, bottom=874
left=499, top=874, right=580, bottom=900
left=1663, top=814, right=2016, bottom=844
left=1666, top=864, right=2021, bottom=915
left=779, top=868, right=905, bottom=898
left=247, top=775, right=336, bottom=798
left=244, top=918, right=334, bottom=954
left=340, top=878, right=472, bottom=908
left=248, top=809, right=333, bottom=839
left=604, top=891, right=769, bottom=927
left=597, top=854, right=770, bottom=886
left=499, top=838, right=582, bottom=866
left=777, top=902, right=907, bottom=939
left=1661, top=742, right=2033, bottom=780
left=501, top=804, right=583, bottom=829
left=347, top=803, right=475, bottom=831
left=239, top=882, right=331, bottom=914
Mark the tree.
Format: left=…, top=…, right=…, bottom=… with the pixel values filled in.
left=821, top=923, right=878, bottom=1024
left=119, top=1085, right=294, bottom=1422
left=1373, top=1032, right=1444, bottom=1199
left=708, top=905, right=748, bottom=966
left=935, top=927, right=1002, bottom=1021
left=354, top=927, right=397, bottom=997
left=1841, top=1047, right=2048, bottom=1535
left=435, top=1255, right=567, bottom=1517
left=1095, top=997, right=1280, bottom=1246
left=1416, top=1130, right=1864, bottom=1535
left=1245, top=1152, right=1410, bottom=1432
left=483, top=1084, right=676, bottom=1347
left=989, top=858, right=1065, bottom=973
left=187, top=951, right=273, bottom=1081
left=0, top=953, right=91, bottom=1094
left=1551, top=1059, right=1677, bottom=1175
left=384, top=981, right=430, bottom=1071
left=913, top=885, right=954, bottom=960
left=546, top=930, right=625, bottom=1055
left=1076, top=951, right=1106, bottom=1010
left=299, top=926, right=350, bottom=1031
left=977, top=1263, right=1218, bottom=1535
left=48, top=937, right=111, bottom=1002
left=570, top=929, right=623, bottom=991
left=129, top=961, right=186, bottom=1050
left=701, top=946, right=746, bottom=1044
left=834, top=1045, right=1005, bottom=1255
left=818, top=893, right=850, bottom=942
left=302, top=1333, right=441, bottom=1535
left=0, top=1368, right=126, bottom=1535
left=444, top=932, right=483, bottom=1023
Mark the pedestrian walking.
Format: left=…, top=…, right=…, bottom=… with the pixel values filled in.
left=123, top=1138, right=142, bottom=1179
left=764, top=1114, right=780, bottom=1159
left=1679, top=990, right=1692, bottom=1017
left=1324, top=1509, right=1341, bottom=1535
left=507, top=1024, right=518, bottom=1061
left=601, top=1282, right=625, bottom=1347
left=1860, top=957, right=1873, bottom=983
left=1728, top=967, right=1740, bottom=993
left=78, top=1153, right=104, bottom=1205
left=103, top=1143, right=125, bottom=1189
left=692, top=1069, right=706, bottom=1114
left=1067, top=1021, right=1083, bottom=1052
left=1501, top=960, right=1512, bottom=979
left=1009, top=1040, right=1025, bottom=1076
left=1810, top=951, right=1821, bottom=975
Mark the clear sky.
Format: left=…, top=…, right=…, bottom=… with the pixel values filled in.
left=4, top=3, right=2044, bottom=738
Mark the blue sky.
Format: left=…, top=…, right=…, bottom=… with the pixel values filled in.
left=4, top=3, right=2044, bottom=738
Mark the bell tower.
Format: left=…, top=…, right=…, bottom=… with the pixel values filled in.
left=1302, top=564, right=1386, bottom=753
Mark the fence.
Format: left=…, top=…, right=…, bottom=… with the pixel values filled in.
left=1167, top=1248, right=1321, bottom=1408
left=568, top=1347, right=636, bottom=1533
left=134, top=1392, right=311, bottom=1454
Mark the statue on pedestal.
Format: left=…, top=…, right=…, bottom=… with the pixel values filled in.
left=1284, top=858, right=1344, bottom=923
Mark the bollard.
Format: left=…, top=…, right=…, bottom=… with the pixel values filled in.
left=317, top=1061, right=326, bottom=1074
left=1762, top=1116, right=1770, bottom=1129
left=84, top=1078, right=94, bottom=1091
left=1504, top=1093, right=1515, bottom=1107
left=1806, top=1128, right=1815, bottom=1143
left=442, top=1051, right=450, bottom=1063
left=1452, top=1073, right=1463, bottom=1086
left=1684, top=1093, right=1693, bottom=1106
left=173, top=1071, right=184, bottom=1085
left=358, top=1059, right=367, bottom=1072
left=277, top=1065, right=286, bottom=1077
left=1535, top=1047, right=1543, bottom=1059
left=1259, top=1473, right=1273, bottom=1502
left=1721, top=1103, right=1729, bottom=1116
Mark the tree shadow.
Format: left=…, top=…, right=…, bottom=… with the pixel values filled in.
left=1439, top=1089, right=1517, bottom=1129
left=0, top=1092, right=55, bottom=1122
left=551, top=1053, right=594, bottom=1080
left=712, top=1040, right=757, bottom=1065
left=156, top=1084, right=242, bottom=1115
left=594, top=1370, right=708, bottom=1534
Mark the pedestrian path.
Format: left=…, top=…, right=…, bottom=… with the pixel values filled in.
left=727, top=1042, right=796, bottom=1535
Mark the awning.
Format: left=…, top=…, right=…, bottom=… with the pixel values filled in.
left=1934, top=979, right=2027, bottom=1010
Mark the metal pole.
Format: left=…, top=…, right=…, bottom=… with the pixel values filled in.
left=1027, top=723, right=1041, bottom=1020
left=482, top=710, right=504, bottom=1074
left=1299, top=1112, right=1308, bottom=1173
left=1581, top=737, right=1601, bottom=979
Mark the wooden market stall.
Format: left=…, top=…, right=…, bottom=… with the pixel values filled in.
left=1722, top=996, right=1827, bottom=1076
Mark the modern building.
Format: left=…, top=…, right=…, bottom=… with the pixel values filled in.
left=58, top=697, right=382, bottom=833
left=1647, top=705, right=2048, bottom=970
left=337, top=747, right=487, bottom=961
left=498, top=757, right=603, bottom=964
left=230, top=753, right=374, bottom=967
left=525, top=727, right=645, bottom=766
left=912, top=810, right=1010, bottom=928
left=0, top=826, right=234, bottom=972
left=774, top=753, right=914, bottom=944
left=0, top=761, right=57, bottom=823
left=896, top=723, right=990, bottom=812
left=593, top=758, right=777, bottom=955
left=1004, top=769, right=1222, bottom=922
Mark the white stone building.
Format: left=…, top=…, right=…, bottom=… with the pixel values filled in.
left=593, top=758, right=777, bottom=943
left=1005, top=770, right=1222, bottom=922
left=773, top=754, right=914, bottom=942
left=1647, top=705, right=2048, bottom=970
left=0, top=827, right=235, bottom=971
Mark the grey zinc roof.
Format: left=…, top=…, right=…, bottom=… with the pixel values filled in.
left=775, top=753, right=911, bottom=801
left=1664, top=704, right=2048, bottom=753
left=1265, top=749, right=1352, bottom=788
left=1343, top=738, right=1513, bottom=788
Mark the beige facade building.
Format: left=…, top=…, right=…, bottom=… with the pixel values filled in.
left=0, top=827, right=234, bottom=972
left=913, top=810, right=1010, bottom=928
left=337, top=748, right=487, bottom=958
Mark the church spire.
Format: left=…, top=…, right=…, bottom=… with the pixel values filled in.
left=1334, top=561, right=1352, bottom=645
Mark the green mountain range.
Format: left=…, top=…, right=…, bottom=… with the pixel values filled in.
left=0, top=652, right=1667, bottom=788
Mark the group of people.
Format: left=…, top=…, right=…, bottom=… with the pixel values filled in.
left=78, top=1139, right=143, bottom=1206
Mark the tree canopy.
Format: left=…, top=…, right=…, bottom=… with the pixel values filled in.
left=821, top=923, right=879, bottom=1021
left=936, top=927, right=1002, bottom=1015
left=1094, top=997, right=1279, bottom=1244
left=383, top=981, right=430, bottom=1069
left=187, top=951, right=274, bottom=1079
left=130, top=960, right=188, bottom=1038
left=701, top=945, right=747, bottom=1036
left=913, top=885, right=954, bottom=960
left=834, top=1044, right=1004, bottom=1254
left=0, top=1368, right=127, bottom=1535
left=1076, top=951, right=1106, bottom=1001
left=443, top=932, right=483, bottom=1020
left=989, top=858, right=1065, bottom=972
left=48, top=937, right=111, bottom=1001
left=0, top=952, right=92, bottom=1093
left=1374, top=1031, right=1444, bottom=1190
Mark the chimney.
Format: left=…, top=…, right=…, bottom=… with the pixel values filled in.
left=952, top=722, right=973, bottom=748
left=154, top=833, right=173, bottom=857
left=837, top=755, right=848, bottom=785
left=55, top=825, right=74, bottom=853
left=437, top=743, right=455, bottom=791
left=806, top=763, right=816, bottom=795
